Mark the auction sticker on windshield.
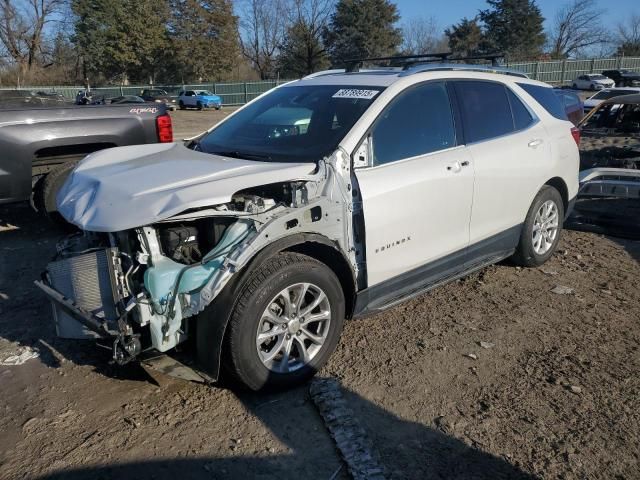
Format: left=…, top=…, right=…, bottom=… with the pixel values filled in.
left=332, top=89, right=380, bottom=100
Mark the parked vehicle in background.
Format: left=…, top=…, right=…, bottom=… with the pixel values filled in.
left=580, top=93, right=640, bottom=140
left=553, top=89, right=583, bottom=125
left=571, top=74, right=615, bottom=91
left=601, top=69, right=640, bottom=87
left=178, top=90, right=222, bottom=110
left=583, top=87, right=640, bottom=114
left=0, top=103, right=172, bottom=216
left=109, top=95, right=147, bottom=104
left=38, top=61, right=579, bottom=392
left=0, top=90, right=69, bottom=107
left=141, top=88, right=177, bottom=111
left=75, top=89, right=106, bottom=105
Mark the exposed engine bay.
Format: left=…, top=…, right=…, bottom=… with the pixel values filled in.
left=35, top=149, right=362, bottom=368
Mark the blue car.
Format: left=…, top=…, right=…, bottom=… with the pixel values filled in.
left=177, top=90, right=222, bottom=110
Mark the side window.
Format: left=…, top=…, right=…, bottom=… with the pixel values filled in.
left=371, top=82, right=456, bottom=166
left=517, top=83, right=568, bottom=120
left=454, top=80, right=514, bottom=143
left=506, top=88, right=535, bottom=130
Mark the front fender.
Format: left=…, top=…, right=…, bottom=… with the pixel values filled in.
left=195, top=232, right=353, bottom=380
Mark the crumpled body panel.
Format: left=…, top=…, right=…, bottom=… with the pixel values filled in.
left=56, top=142, right=316, bottom=232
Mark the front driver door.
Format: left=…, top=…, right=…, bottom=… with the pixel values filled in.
left=354, top=81, right=474, bottom=289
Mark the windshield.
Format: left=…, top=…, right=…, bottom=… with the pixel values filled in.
left=197, top=84, right=383, bottom=162
left=197, top=90, right=214, bottom=96
left=592, top=89, right=639, bottom=100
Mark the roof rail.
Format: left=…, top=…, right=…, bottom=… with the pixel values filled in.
left=400, top=63, right=529, bottom=79
left=343, top=52, right=505, bottom=72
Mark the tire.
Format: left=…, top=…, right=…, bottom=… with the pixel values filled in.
left=34, top=160, right=80, bottom=214
left=512, top=186, right=564, bottom=267
left=215, top=106, right=221, bottom=110
left=590, top=83, right=596, bottom=90
left=197, top=101, right=203, bottom=111
left=179, top=100, right=185, bottom=110
left=215, top=252, right=345, bottom=391
left=572, top=83, right=578, bottom=90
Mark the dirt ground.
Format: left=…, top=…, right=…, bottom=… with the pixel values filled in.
left=1, top=109, right=639, bottom=480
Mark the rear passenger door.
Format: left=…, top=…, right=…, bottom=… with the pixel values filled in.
left=355, top=81, right=474, bottom=287
left=452, top=80, right=551, bottom=261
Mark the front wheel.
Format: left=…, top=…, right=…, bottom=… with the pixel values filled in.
left=197, top=101, right=203, bottom=110
left=512, top=186, right=564, bottom=267
left=219, top=252, right=345, bottom=391
left=572, top=83, right=578, bottom=89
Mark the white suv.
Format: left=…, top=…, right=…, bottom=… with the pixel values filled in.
left=39, top=61, right=580, bottom=391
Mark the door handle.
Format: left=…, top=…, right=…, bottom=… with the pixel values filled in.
left=528, top=138, right=544, bottom=148
left=446, top=161, right=462, bottom=173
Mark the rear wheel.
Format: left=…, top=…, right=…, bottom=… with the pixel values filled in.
left=179, top=100, right=185, bottom=110
left=218, top=252, right=345, bottom=391
left=34, top=160, right=80, bottom=214
left=512, top=186, right=564, bottom=267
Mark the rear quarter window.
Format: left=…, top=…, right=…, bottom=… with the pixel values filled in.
left=517, top=83, right=568, bottom=121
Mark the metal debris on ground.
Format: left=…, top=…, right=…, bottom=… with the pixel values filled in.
left=309, top=377, right=388, bottom=480
left=0, top=346, right=40, bottom=365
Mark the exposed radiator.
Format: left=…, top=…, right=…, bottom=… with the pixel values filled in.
left=47, top=249, right=120, bottom=339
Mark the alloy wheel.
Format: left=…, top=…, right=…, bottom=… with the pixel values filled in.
left=255, top=282, right=331, bottom=373
left=532, top=200, right=559, bottom=255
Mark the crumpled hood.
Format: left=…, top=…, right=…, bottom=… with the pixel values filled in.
left=57, top=142, right=316, bottom=232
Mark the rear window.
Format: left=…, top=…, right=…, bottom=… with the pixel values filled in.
left=518, top=83, right=568, bottom=120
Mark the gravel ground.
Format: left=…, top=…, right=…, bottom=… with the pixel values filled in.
left=0, top=109, right=639, bottom=480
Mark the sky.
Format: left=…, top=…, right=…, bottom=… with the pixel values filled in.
left=394, top=0, right=639, bottom=32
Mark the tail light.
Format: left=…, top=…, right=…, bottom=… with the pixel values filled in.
left=570, top=126, right=580, bottom=146
left=156, top=114, right=173, bottom=143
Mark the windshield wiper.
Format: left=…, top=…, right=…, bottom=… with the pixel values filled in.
left=210, top=150, right=273, bottom=161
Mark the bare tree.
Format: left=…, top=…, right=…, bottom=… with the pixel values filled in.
left=0, top=0, right=68, bottom=73
left=547, top=0, right=609, bottom=59
left=616, top=13, right=640, bottom=56
left=239, top=0, right=289, bottom=79
left=401, top=16, right=447, bottom=55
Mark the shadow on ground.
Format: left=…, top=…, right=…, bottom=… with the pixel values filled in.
left=32, top=380, right=538, bottom=480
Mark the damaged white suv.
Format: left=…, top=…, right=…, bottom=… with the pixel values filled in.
left=36, top=61, right=579, bottom=390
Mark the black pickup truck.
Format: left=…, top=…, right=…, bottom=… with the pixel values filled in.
left=0, top=103, right=172, bottom=213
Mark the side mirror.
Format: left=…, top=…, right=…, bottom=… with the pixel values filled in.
left=353, top=135, right=372, bottom=169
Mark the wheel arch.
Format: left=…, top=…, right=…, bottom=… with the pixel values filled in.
left=544, top=176, right=569, bottom=216
left=196, top=232, right=356, bottom=381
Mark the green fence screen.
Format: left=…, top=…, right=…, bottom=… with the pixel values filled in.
left=3, top=56, right=640, bottom=105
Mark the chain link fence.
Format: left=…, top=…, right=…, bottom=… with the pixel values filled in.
left=3, top=56, right=640, bottom=105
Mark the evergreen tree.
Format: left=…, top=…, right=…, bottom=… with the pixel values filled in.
left=72, top=0, right=169, bottom=83
left=322, top=0, right=402, bottom=66
left=445, top=17, right=486, bottom=57
left=168, top=0, right=239, bottom=82
left=278, top=20, right=329, bottom=78
left=479, top=0, right=545, bottom=60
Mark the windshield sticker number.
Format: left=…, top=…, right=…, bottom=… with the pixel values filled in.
left=332, top=89, right=379, bottom=100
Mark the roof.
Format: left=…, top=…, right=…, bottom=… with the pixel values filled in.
left=290, top=63, right=533, bottom=89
